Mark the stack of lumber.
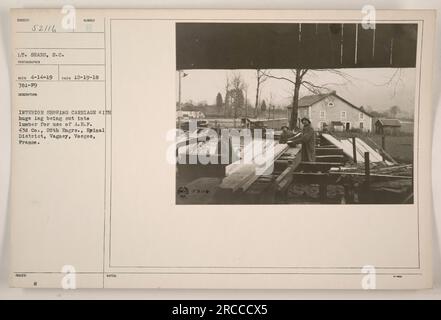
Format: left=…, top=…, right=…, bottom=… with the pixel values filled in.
left=218, top=141, right=290, bottom=194
left=177, top=139, right=218, bottom=157
left=225, top=139, right=275, bottom=176
left=321, top=133, right=393, bottom=165
left=176, top=129, right=240, bottom=164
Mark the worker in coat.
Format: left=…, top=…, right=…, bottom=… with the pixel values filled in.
left=289, top=117, right=316, bottom=162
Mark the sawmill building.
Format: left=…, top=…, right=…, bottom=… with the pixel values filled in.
left=287, top=91, right=373, bottom=132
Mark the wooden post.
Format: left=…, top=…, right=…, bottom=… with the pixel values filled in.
left=228, top=135, right=233, bottom=164
left=217, top=138, right=223, bottom=165
left=176, top=135, right=180, bottom=164
left=185, top=137, right=190, bottom=165
left=364, top=152, right=370, bottom=188
left=363, top=152, right=371, bottom=203
left=352, top=136, right=357, bottom=164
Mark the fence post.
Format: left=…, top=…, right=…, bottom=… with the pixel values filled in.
left=364, top=150, right=370, bottom=183
left=364, top=152, right=371, bottom=203
left=352, top=136, right=357, bottom=164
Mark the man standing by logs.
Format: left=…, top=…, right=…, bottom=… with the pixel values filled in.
left=289, top=117, right=316, bottom=162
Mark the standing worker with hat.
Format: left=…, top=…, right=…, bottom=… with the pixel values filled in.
left=289, top=117, right=316, bottom=162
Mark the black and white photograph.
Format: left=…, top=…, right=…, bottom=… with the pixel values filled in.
left=5, top=7, right=436, bottom=292
left=175, top=22, right=417, bottom=205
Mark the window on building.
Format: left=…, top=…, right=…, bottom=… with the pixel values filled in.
left=320, top=111, right=325, bottom=119
left=360, top=122, right=364, bottom=129
left=359, top=112, right=364, bottom=120
left=341, top=111, right=347, bottom=119
left=328, top=101, right=334, bottom=107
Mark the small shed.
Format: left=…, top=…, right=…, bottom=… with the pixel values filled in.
left=330, top=121, right=344, bottom=132
left=400, top=121, right=414, bottom=134
left=375, top=119, right=401, bottom=135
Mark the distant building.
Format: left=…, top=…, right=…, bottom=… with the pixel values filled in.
left=177, top=105, right=206, bottom=119
left=374, top=118, right=402, bottom=135
left=177, top=110, right=205, bottom=119
left=287, top=91, right=373, bottom=132
left=399, top=120, right=414, bottom=134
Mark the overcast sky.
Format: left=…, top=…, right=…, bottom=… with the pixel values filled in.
left=178, top=68, right=416, bottom=116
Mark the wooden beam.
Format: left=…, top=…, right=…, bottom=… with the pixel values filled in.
left=316, top=147, right=344, bottom=156
left=275, top=147, right=303, bottom=191
left=315, top=155, right=345, bottom=163
left=332, top=172, right=411, bottom=180
left=275, top=166, right=294, bottom=190
left=219, top=142, right=293, bottom=194
left=225, top=139, right=275, bottom=176
left=297, top=161, right=342, bottom=172
left=290, top=172, right=412, bottom=185
left=218, top=164, right=256, bottom=193
left=238, top=143, right=291, bottom=192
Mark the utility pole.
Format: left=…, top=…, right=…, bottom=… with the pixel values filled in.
left=178, top=70, right=182, bottom=129
left=177, top=70, right=188, bottom=129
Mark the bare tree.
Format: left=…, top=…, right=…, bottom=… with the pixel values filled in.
left=254, top=69, right=268, bottom=118
left=259, top=66, right=404, bottom=129
left=263, top=69, right=353, bottom=129
left=216, top=92, right=223, bottom=111
left=224, top=75, right=230, bottom=117
left=229, top=72, right=245, bottom=121
left=243, top=82, right=249, bottom=117
left=388, top=105, right=400, bottom=118
left=261, top=100, right=267, bottom=113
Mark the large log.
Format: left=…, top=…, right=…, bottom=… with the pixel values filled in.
left=219, top=142, right=293, bottom=195
left=225, top=139, right=275, bottom=176
left=236, top=143, right=291, bottom=192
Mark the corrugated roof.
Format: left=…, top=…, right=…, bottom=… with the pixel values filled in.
left=376, top=119, right=401, bottom=127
